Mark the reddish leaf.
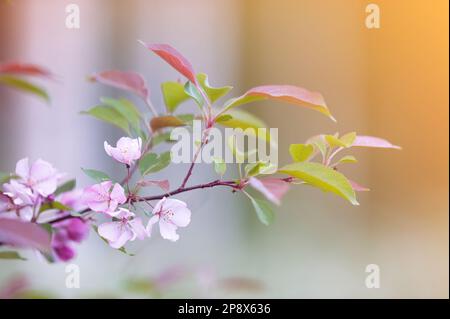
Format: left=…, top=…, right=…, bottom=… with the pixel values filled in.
left=349, top=179, right=370, bottom=192
left=224, top=85, right=334, bottom=121
left=150, top=115, right=185, bottom=132
left=137, top=180, right=170, bottom=192
left=0, top=62, right=52, bottom=78
left=0, top=218, right=51, bottom=254
left=89, top=70, right=149, bottom=99
left=248, top=177, right=290, bottom=205
left=352, top=136, right=401, bottom=149
left=139, top=42, right=197, bottom=84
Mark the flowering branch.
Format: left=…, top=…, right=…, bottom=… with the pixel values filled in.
left=0, top=44, right=400, bottom=263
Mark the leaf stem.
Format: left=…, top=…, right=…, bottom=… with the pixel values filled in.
left=145, top=97, right=158, bottom=117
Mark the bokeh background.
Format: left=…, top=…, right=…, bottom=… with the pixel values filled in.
left=0, top=0, right=448, bottom=298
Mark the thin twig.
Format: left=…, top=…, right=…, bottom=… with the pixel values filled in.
left=47, top=179, right=240, bottom=224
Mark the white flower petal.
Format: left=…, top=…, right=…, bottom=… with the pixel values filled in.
left=159, top=220, right=179, bottom=242
left=98, top=221, right=123, bottom=242
left=171, top=207, right=191, bottom=227
left=15, top=158, right=30, bottom=180
left=109, top=228, right=134, bottom=249
left=129, top=218, right=148, bottom=240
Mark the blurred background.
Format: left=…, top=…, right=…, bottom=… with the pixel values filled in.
left=0, top=0, right=448, bottom=298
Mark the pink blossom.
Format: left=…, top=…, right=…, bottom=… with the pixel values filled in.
left=52, top=217, right=89, bottom=261
left=14, top=158, right=60, bottom=197
left=59, top=189, right=87, bottom=212
left=53, top=244, right=75, bottom=262
left=104, top=137, right=142, bottom=165
left=54, top=218, right=89, bottom=243
left=3, top=179, right=36, bottom=206
left=82, top=181, right=126, bottom=214
left=98, top=208, right=147, bottom=249
left=0, top=193, right=12, bottom=212
left=1, top=182, right=34, bottom=221
left=2, top=158, right=64, bottom=221
left=0, top=193, right=30, bottom=221
left=147, top=197, right=191, bottom=242
left=52, top=229, right=75, bottom=262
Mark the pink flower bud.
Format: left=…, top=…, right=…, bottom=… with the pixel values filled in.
left=104, top=137, right=142, bottom=165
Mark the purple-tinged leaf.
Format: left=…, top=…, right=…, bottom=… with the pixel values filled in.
left=223, top=85, right=334, bottom=121
left=89, top=70, right=149, bottom=99
left=0, top=62, right=52, bottom=78
left=248, top=177, right=290, bottom=206
left=0, top=218, right=51, bottom=254
left=349, top=179, right=370, bottom=192
left=137, top=180, right=170, bottom=192
left=352, top=136, right=401, bottom=149
left=139, top=42, right=197, bottom=84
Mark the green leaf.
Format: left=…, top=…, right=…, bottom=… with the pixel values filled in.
left=307, top=136, right=327, bottom=158
left=336, top=155, right=358, bottom=164
left=184, top=81, right=203, bottom=106
left=196, top=73, right=232, bottom=103
left=248, top=195, right=274, bottom=225
left=245, top=161, right=277, bottom=177
left=212, top=157, right=226, bottom=176
left=139, top=152, right=171, bottom=176
left=152, top=132, right=173, bottom=146
left=226, top=135, right=255, bottom=163
left=0, top=251, right=27, bottom=260
left=340, top=132, right=356, bottom=147
left=0, top=172, right=18, bottom=184
left=216, top=109, right=267, bottom=130
left=215, top=114, right=232, bottom=122
left=54, top=179, right=76, bottom=196
left=0, top=171, right=8, bottom=183
left=81, top=168, right=111, bottom=182
left=216, top=109, right=271, bottom=142
left=176, top=113, right=195, bottom=125
left=81, top=105, right=130, bottom=134
left=39, top=201, right=71, bottom=213
left=325, top=134, right=346, bottom=148
left=161, top=81, right=190, bottom=113
left=138, top=153, right=157, bottom=175
left=289, top=144, right=314, bottom=162
left=101, top=97, right=142, bottom=134
left=279, top=162, right=358, bottom=205
left=0, top=75, right=49, bottom=101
